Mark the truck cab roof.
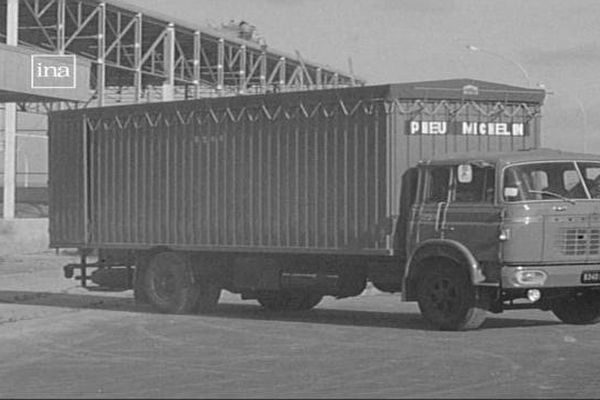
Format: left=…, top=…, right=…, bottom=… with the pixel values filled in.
left=419, top=148, right=600, bottom=168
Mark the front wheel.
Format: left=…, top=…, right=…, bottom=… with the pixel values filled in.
left=552, top=292, right=600, bottom=325
left=143, top=252, right=200, bottom=314
left=416, top=264, right=487, bottom=331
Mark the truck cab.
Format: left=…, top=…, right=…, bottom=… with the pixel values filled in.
left=402, top=148, right=600, bottom=330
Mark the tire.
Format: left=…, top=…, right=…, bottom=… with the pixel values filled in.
left=416, top=264, right=487, bottom=331
left=143, top=252, right=200, bottom=314
left=289, top=291, right=323, bottom=311
left=552, top=292, right=600, bottom=325
left=133, top=265, right=150, bottom=305
left=257, top=290, right=323, bottom=311
left=257, top=291, right=289, bottom=311
left=302, top=292, right=323, bottom=310
left=193, top=280, right=222, bottom=313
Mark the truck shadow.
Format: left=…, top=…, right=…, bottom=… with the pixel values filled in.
left=0, top=289, right=561, bottom=331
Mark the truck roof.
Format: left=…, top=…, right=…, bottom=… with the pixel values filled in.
left=50, top=78, right=545, bottom=119
left=385, top=78, right=545, bottom=104
left=421, top=148, right=600, bottom=167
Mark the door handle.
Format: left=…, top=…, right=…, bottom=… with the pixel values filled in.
left=434, top=202, right=446, bottom=232
left=553, top=206, right=566, bottom=212
left=439, top=226, right=455, bottom=232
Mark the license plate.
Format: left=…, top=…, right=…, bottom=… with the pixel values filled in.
left=581, top=271, right=600, bottom=284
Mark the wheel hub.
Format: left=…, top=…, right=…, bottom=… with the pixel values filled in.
left=153, top=267, right=177, bottom=300
left=428, top=278, right=460, bottom=314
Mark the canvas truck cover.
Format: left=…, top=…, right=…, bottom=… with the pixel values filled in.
left=48, top=79, right=545, bottom=255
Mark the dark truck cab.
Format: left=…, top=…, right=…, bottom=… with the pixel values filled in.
left=401, top=149, right=600, bottom=329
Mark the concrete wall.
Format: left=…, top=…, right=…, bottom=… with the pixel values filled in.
left=0, top=218, right=49, bottom=255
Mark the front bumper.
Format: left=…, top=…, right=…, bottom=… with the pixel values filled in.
left=502, top=264, right=600, bottom=289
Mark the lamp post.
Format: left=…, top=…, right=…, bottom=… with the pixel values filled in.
left=465, top=45, right=531, bottom=87
left=466, top=45, right=588, bottom=152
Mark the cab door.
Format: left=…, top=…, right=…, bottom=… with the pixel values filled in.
left=408, top=166, right=452, bottom=251
left=442, top=164, right=503, bottom=262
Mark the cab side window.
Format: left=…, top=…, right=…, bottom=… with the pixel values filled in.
left=454, top=166, right=495, bottom=203
left=577, top=162, right=600, bottom=199
left=424, top=167, right=450, bottom=203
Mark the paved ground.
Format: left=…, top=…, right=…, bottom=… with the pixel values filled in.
left=1, top=251, right=600, bottom=398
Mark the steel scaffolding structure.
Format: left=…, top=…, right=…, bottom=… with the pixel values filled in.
left=0, top=0, right=363, bottom=219
left=0, top=0, right=362, bottom=111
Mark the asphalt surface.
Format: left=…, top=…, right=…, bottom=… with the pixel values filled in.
left=1, top=251, right=599, bottom=398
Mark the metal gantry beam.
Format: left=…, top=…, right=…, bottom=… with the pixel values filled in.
left=3, top=0, right=362, bottom=107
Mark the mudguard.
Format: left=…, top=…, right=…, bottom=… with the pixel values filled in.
left=402, top=239, right=487, bottom=301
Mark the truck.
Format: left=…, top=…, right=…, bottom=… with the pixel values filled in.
left=48, top=78, right=600, bottom=330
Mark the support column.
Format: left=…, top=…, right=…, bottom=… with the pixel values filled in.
left=3, top=104, right=16, bottom=220
left=57, top=0, right=66, bottom=53
left=96, top=2, right=106, bottom=106
left=259, top=50, right=267, bottom=93
left=193, top=31, right=201, bottom=98
left=217, top=37, right=224, bottom=94
left=278, top=57, right=286, bottom=92
left=316, top=68, right=322, bottom=89
left=162, top=23, right=175, bottom=101
left=4, top=0, right=18, bottom=219
left=133, top=13, right=142, bottom=103
left=238, top=45, right=246, bottom=94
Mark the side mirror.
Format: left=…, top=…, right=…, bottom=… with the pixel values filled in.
left=457, top=164, right=472, bottom=184
left=504, top=187, right=519, bottom=198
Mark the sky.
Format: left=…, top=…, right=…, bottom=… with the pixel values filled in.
left=120, top=0, right=600, bottom=153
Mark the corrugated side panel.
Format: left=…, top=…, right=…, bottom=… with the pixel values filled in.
left=387, top=100, right=542, bottom=215
left=86, top=99, right=389, bottom=254
left=48, top=113, right=87, bottom=247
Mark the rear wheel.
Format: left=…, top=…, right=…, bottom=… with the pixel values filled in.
left=143, top=252, right=200, bottom=314
left=133, top=265, right=149, bottom=304
left=416, top=264, right=487, bottom=331
left=193, top=280, right=222, bottom=313
left=292, top=291, right=323, bottom=310
left=552, top=292, right=600, bottom=325
left=256, top=291, right=288, bottom=311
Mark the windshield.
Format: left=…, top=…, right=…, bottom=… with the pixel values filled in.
left=503, top=161, right=600, bottom=202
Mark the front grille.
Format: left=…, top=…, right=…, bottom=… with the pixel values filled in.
left=555, top=228, right=600, bottom=256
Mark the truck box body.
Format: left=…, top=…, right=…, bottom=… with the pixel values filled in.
left=48, top=79, right=545, bottom=255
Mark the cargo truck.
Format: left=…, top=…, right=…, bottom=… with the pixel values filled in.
left=49, top=79, right=600, bottom=330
